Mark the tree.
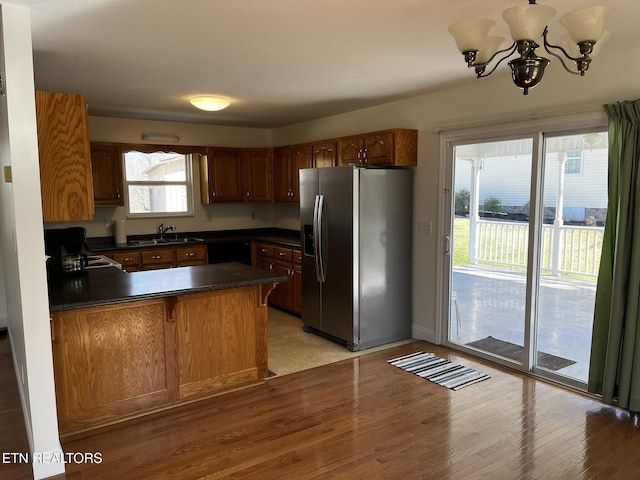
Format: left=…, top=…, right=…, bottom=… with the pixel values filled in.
left=483, top=196, right=502, bottom=214
left=455, top=189, right=470, bottom=216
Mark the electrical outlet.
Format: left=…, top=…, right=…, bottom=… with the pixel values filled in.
left=418, top=221, right=432, bottom=234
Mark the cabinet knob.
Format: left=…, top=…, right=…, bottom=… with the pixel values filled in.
left=186, top=252, right=195, bottom=257
left=279, top=252, right=286, bottom=256
left=152, top=255, right=161, bottom=260
left=123, top=257, right=132, bottom=262
left=246, top=191, right=250, bottom=197
left=116, top=189, right=121, bottom=200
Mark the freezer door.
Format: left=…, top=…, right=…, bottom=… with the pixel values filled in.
left=317, top=167, right=356, bottom=344
left=300, top=168, right=322, bottom=331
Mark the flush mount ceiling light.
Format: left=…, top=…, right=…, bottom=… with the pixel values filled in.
left=448, top=0, right=613, bottom=95
left=189, top=96, right=230, bottom=111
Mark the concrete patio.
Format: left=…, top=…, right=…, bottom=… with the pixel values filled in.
left=449, top=265, right=596, bottom=383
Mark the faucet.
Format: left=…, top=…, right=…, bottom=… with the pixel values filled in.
left=158, top=223, right=177, bottom=240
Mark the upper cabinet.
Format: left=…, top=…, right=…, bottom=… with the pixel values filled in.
left=204, top=147, right=243, bottom=203
left=202, top=147, right=273, bottom=203
left=274, top=144, right=312, bottom=203
left=241, top=148, right=273, bottom=202
left=90, top=142, right=123, bottom=206
left=312, top=141, right=337, bottom=168
left=36, top=91, right=95, bottom=221
left=338, top=129, right=417, bottom=167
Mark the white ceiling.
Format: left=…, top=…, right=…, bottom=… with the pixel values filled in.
left=5, top=0, right=637, bottom=128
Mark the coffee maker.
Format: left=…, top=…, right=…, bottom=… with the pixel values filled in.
left=45, top=227, right=89, bottom=277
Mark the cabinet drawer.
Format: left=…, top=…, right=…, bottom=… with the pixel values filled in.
left=273, top=246, right=292, bottom=262
left=175, top=245, right=207, bottom=264
left=111, top=251, right=140, bottom=267
left=141, top=249, right=174, bottom=265
left=256, top=243, right=274, bottom=258
left=293, top=249, right=302, bottom=264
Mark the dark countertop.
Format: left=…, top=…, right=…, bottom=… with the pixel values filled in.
left=86, top=228, right=301, bottom=252
left=49, top=262, right=287, bottom=312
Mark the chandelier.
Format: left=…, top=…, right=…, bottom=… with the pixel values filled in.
left=448, top=1, right=613, bottom=95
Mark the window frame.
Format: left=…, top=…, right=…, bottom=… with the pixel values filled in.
left=564, top=150, right=584, bottom=176
left=121, top=146, right=196, bottom=218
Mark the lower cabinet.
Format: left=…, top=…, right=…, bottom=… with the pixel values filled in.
left=253, top=241, right=302, bottom=315
left=51, top=285, right=271, bottom=435
left=51, top=299, right=174, bottom=433
left=103, top=244, right=208, bottom=272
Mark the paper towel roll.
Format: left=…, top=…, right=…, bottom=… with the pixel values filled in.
left=114, top=219, right=127, bottom=244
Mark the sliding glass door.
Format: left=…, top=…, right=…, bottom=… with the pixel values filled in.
left=444, top=126, right=608, bottom=388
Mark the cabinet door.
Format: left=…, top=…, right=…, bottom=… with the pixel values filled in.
left=109, top=251, right=141, bottom=272
left=175, top=245, right=208, bottom=266
left=293, top=264, right=302, bottom=315
left=140, top=248, right=174, bottom=270
left=272, top=260, right=293, bottom=311
left=292, top=144, right=313, bottom=202
left=90, top=142, right=123, bottom=206
left=241, top=148, right=274, bottom=202
left=207, top=148, right=242, bottom=202
left=51, top=300, right=172, bottom=432
left=338, top=135, right=364, bottom=166
left=176, top=289, right=260, bottom=400
left=36, top=91, right=95, bottom=221
left=273, top=146, right=294, bottom=202
left=363, top=132, right=394, bottom=165
left=313, top=141, right=337, bottom=168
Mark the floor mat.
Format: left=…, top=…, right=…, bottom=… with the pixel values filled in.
left=465, top=336, right=576, bottom=371
left=388, top=351, right=490, bottom=391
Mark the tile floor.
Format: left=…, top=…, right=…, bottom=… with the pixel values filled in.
left=267, top=308, right=413, bottom=377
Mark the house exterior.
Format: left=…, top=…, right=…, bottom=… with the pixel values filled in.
left=1, top=3, right=639, bottom=479
left=454, top=138, right=609, bottom=223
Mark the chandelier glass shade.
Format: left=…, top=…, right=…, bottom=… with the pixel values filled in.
left=448, top=1, right=613, bottom=95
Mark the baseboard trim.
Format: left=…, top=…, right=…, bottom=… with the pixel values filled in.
left=412, top=324, right=436, bottom=344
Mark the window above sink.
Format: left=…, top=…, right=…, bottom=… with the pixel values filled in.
left=123, top=149, right=194, bottom=218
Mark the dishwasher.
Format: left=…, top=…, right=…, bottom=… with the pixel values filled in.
left=207, top=240, right=252, bottom=266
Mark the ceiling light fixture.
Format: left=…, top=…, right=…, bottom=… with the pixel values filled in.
left=448, top=1, right=613, bottom=95
left=189, top=96, right=230, bottom=111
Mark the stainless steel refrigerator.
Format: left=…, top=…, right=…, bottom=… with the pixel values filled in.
left=300, top=166, right=413, bottom=351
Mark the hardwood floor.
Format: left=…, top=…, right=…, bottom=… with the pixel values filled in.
left=0, top=335, right=33, bottom=480
left=3, top=334, right=640, bottom=479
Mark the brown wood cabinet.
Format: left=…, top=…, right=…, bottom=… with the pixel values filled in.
left=253, top=241, right=301, bottom=315
left=90, top=142, right=123, bottom=206
left=109, top=251, right=141, bottom=272
left=202, top=147, right=273, bottom=203
left=36, top=90, right=95, bottom=221
left=51, top=284, right=271, bottom=435
left=312, top=141, right=337, bottom=168
left=337, top=129, right=417, bottom=167
left=103, top=244, right=208, bottom=272
left=274, top=144, right=312, bottom=202
left=241, top=148, right=273, bottom=202
left=52, top=298, right=174, bottom=433
left=204, top=147, right=243, bottom=203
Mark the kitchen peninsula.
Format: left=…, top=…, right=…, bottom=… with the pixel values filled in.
left=48, top=263, right=286, bottom=436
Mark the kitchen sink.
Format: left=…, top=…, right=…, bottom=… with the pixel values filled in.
left=129, top=237, right=205, bottom=246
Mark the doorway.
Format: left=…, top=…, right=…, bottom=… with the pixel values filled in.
left=443, top=125, right=608, bottom=389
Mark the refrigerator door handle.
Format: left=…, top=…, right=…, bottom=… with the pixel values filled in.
left=313, top=195, right=323, bottom=282
left=314, top=194, right=327, bottom=283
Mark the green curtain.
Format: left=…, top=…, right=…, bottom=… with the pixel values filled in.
left=588, top=99, right=640, bottom=411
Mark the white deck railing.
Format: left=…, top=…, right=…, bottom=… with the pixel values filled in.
left=473, top=220, right=604, bottom=278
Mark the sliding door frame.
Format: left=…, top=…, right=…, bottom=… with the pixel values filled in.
left=437, top=110, right=608, bottom=383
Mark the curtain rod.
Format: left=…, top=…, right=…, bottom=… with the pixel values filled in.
left=432, top=104, right=606, bottom=134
